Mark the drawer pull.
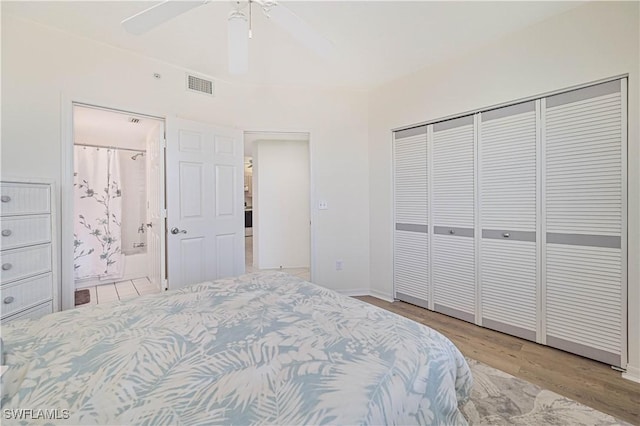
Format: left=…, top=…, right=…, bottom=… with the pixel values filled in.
left=2, top=263, right=12, bottom=271
left=0, top=195, right=10, bottom=203
left=503, top=233, right=510, bottom=238
left=449, top=229, right=455, bottom=235
left=4, top=296, right=14, bottom=304
left=1, top=229, right=11, bottom=237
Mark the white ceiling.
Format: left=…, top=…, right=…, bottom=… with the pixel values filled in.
left=3, top=1, right=583, bottom=90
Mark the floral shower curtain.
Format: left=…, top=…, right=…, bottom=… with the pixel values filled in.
left=74, top=146, right=124, bottom=280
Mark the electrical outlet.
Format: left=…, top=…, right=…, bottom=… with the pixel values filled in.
left=336, top=260, right=343, bottom=271
left=319, top=200, right=328, bottom=210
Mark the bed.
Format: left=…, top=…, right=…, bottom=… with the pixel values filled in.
left=1, top=271, right=472, bottom=425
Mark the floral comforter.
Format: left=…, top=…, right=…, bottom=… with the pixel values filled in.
left=1, top=272, right=472, bottom=425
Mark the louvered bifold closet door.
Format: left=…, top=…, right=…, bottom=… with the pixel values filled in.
left=479, top=102, right=538, bottom=341
left=544, top=79, right=626, bottom=367
left=393, top=126, right=429, bottom=308
left=431, top=116, right=475, bottom=322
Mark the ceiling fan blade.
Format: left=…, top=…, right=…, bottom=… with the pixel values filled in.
left=267, top=3, right=333, bottom=57
left=228, top=11, right=249, bottom=74
left=122, top=1, right=208, bottom=35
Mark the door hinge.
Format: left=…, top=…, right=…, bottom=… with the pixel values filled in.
left=161, top=208, right=167, bottom=218
left=162, top=138, right=167, bottom=149
left=162, top=279, right=168, bottom=291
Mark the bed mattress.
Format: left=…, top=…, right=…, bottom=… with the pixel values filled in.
left=1, top=271, right=472, bottom=425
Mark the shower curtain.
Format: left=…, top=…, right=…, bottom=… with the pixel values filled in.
left=73, top=146, right=124, bottom=281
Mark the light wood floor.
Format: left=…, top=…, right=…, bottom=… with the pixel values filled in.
left=356, top=296, right=640, bottom=425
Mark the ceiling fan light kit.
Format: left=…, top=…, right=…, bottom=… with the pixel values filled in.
left=121, top=0, right=333, bottom=75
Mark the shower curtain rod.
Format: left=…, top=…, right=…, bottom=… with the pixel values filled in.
left=74, top=143, right=146, bottom=153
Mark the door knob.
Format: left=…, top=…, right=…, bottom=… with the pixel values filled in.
left=2, top=263, right=12, bottom=271
left=170, top=227, right=187, bottom=235
left=1, top=229, right=11, bottom=237
left=4, top=296, right=14, bottom=304
left=1, top=195, right=10, bottom=203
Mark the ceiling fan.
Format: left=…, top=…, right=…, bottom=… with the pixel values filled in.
left=121, top=0, right=333, bottom=74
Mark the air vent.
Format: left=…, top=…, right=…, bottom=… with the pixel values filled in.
left=186, top=73, right=214, bottom=96
left=128, top=117, right=140, bottom=124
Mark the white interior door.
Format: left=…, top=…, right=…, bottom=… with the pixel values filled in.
left=393, top=126, right=429, bottom=308
left=431, top=115, right=476, bottom=323
left=166, top=117, right=244, bottom=290
left=146, top=122, right=166, bottom=290
left=479, top=101, right=538, bottom=341
left=543, top=80, right=626, bottom=367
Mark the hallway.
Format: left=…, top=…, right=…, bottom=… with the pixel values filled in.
left=245, top=235, right=310, bottom=281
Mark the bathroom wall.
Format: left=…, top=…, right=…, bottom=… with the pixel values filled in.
left=118, top=149, right=147, bottom=255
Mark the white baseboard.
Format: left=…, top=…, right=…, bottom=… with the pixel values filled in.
left=622, top=365, right=640, bottom=383
left=337, top=288, right=370, bottom=297
left=335, top=288, right=395, bottom=303
left=370, top=289, right=394, bottom=303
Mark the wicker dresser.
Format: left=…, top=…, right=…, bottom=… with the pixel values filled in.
left=0, top=180, right=57, bottom=322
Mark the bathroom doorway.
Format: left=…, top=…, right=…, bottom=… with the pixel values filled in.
left=72, top=105, right=164, bottom=306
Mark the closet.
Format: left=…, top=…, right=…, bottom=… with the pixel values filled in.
left=479, top=101, right=538, bottom=341
left=393, top=126, right=429, bottom=308
left=431, top=116, right=476, bottom=322
left=543, top=81, right=626, bottom=366
left=393, top=78, right=627, bottom=368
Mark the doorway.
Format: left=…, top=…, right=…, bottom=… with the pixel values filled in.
left=70, top=105, right=164, bottom=306
left=62, top=103, right=247, bottom=310
left=244, top=131, right=312, bottom=281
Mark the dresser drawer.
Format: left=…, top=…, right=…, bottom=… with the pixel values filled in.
left=0, top=215, right=51, bottom=250
left=2, top=301, right=53, bottom=323
left=0, top=183, right=50, bottom=216
left=0, top=244, right=51, bottom=284
left=0, top=273, right=52, bottom=318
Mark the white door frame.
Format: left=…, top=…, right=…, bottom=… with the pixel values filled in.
left=60, top=96, right=166, bottom=310
left=243, top=130, right=316, bottom=283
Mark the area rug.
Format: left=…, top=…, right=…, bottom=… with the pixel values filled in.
left=463, top=358, right=630, bottom=425
left=74, top=289, right=90, bottom=306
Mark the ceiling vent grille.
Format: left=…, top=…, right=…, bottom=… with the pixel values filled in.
left=128, top=117, right=140, bottom=124
left=186, top=73, right=214, bottom=96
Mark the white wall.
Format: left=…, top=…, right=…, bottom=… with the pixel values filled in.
left=253, top=139, right=310, bottom=269
left=0, top=14, right=370, bottom=294
left=75, top=124, right=146, bottom=150
left=74, top=105, right=153, bottom=151
left=368, top=1, right=640, bottom=380
left=116, top=149, right=147, bottom=256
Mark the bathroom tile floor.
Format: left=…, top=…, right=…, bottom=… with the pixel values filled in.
left=75, top=277, right=161, bottom=306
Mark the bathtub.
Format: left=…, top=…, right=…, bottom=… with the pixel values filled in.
left=120, top=252, right=148, bottom=281
left=75, top=252, right=148, bottom=289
